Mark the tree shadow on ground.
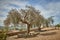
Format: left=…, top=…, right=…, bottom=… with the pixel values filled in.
left=40, top=30, right=47, bottom=32
left=15, top=33, right=40, bottom=39
left=40, top=28, right=55, bottom=32
left=14, top=28, right=57, bottom=39
left=40, top=32, right=56, bottom=36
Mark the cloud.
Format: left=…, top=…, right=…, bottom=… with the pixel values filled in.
left=33, top=2, right=60, bottom=25
left=44, top=2, right=60, bottom=24
left=0, top=0, right=30, bottom=15
left=0, top=0, right=60, bottom=26
left=0, top=17, right=5, bottom=26
left=0, top=0, right=28, bottom=10
left=0, top=0, right=30, bottom=26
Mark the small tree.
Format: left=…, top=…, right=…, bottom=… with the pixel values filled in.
left=0, top=27, right=8, bottom=40
left=45, top=16, right=54, bottom=27
left=55, top=24, right=60, bottom=29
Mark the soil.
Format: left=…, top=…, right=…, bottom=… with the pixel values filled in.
left=7, top=27, right=60, bottom=40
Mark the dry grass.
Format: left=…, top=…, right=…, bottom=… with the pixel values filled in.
left=7, top=27, right=60, bottom=40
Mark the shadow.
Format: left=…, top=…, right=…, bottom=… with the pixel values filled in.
left=14, top=33, right=39, bottom=39
left=26, top=33, right=40, bottom=38
left=12, top=28, right=57, bottom=39
left=40, top=28, right=56, bottom=32
left=40, top=32, right=56, bottom=36
left=40, top=30, right=47, bottom=32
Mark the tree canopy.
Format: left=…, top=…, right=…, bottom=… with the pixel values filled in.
left=4, top=6, right=54, bottom=34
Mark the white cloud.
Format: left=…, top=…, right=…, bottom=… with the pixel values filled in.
left=35, top=2, right=60, bottom=17
left=0, top=0, right=30, bottom=26
left=0, top=0, right=60, bottom=25
left=45, top=2, right=60, bottom=15
left=0, top=0, right=29, bottom=10
left=0, top=17, right=5, bottom=26
left=34, top=2, right=60, bottom=24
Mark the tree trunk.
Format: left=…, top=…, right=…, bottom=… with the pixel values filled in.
left=27, top=24, right=30, bottom=34
left=14, top=24, right=16, bottom=30
left=55, top=26, right=56, bottom=29
left=38, top=27, right=41, bottom=31
left=46, top=23, right=49, bottom=27
left=38, top=24, right=41, bottom=31
left=58, top=27, right=59, bottom=30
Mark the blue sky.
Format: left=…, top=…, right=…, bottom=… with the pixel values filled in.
left=0, top=0, right=60, bottom=26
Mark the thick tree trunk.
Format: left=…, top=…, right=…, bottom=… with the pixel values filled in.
left=46, top=23, right=49, bottom=27
left=38, top=24, right=41, bottom=31
left=55, top=26, right=56, bottom=29
left=27, top=24, right=30, bottom=34
left=20, top=19, right=31, bottom=34
left=14, top=24, right=16, bottom=30
left=38, top=27, right=41, bottom=31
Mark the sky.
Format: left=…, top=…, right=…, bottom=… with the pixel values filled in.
left=0, top=0, right=60, bottom=26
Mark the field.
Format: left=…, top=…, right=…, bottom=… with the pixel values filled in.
left=7, top=27, right=60, bottom=40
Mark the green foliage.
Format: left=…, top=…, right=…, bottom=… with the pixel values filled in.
left=45, top=16, right=54, bottom=27
left=55, top=24, right=60, bottom=27
left=0, top=27, right=8, bottom=40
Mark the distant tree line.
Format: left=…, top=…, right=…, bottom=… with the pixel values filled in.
left=55, top=24, right=60, bottom=27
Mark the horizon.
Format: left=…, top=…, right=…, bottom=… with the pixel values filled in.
left=0, top=0, right=60, bottom=26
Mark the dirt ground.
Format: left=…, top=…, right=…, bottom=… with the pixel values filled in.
left=7, top=27, right=60, bottom=40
